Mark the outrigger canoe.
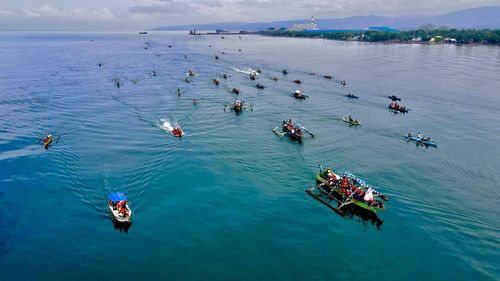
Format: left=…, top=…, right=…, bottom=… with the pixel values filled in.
left=404, top=135, right=437, bottom=147
left=342, top=118, right=361, bottom=126
left=308, top=170, right=388, bottom=214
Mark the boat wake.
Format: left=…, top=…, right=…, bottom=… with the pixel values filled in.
left=232, top=67, right=260, bottom=75
left=160, top=119, right=174, bottom=132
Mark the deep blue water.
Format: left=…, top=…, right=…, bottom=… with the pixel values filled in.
left=0, top=31, right=499, bottom=280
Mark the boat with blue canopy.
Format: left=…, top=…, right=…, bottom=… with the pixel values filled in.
left=108, top=192, right=132, bottom=223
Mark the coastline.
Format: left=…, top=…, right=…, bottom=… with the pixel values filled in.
left=256, top=30, right=500, bottom=46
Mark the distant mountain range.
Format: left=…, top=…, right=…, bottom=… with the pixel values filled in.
left=154, top=6, right=500, bottom=31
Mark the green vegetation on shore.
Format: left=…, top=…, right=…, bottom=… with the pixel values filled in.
left=258, top=28, right=500, bottom=44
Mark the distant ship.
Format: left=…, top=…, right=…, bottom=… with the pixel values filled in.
left=189, top=28, right=200, bottom=35
left=139, top=31, right=148, bottom=35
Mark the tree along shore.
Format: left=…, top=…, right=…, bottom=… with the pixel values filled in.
left=257, top=29, right=500, bottom=45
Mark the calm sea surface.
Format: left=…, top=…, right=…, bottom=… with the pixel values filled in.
left=0, top=31, right=499, bottom=280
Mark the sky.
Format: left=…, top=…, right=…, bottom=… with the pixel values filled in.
left=1, top=0, right=500, bottom=30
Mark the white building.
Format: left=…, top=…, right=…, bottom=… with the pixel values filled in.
left=289, top=17, right=318, bottom=31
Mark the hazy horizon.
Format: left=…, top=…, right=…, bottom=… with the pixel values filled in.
left=1, top=1, right=500, bottom=31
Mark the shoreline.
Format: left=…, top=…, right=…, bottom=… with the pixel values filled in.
left=256, top=30, right=500, bottom=47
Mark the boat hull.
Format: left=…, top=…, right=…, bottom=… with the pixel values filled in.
left=404, top=136, right=437, bottom=147
left=342, top=118, right=361, bottom=126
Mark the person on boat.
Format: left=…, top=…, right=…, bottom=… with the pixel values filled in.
left=44, top=134, right=52, bottom=143
left=341, top=177, right=349, bottom=188
left=363, top=187, right=374, bottom=203
left=408, top=132, right=412, bottom=138
left=417, top=132, right=422, bottom=139
left=326, top=167, right=332, bottom=177
left=348, top=115, right=354, bottom=122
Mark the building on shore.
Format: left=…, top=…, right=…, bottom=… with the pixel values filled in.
left=288, top=17, right=318, bottom=31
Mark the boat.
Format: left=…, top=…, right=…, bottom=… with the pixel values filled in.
left=281, top=119, right=303, bottom=141
left=388, top=103, right=409, bottom=113
left=108, top=192, right=132, bottom=223
left=342, top=117, right=361, bottom=126
left=293, top=90, right=308, bottom=100
left=232, top=88, right=240, bottom=95
left=404, top=135, right=437, bottom=147
left=323, top=75, right=333, bottom=79
left=224, top=99, right=251, bottom=113
left=172, top=127, right=185, bottom=137
left=388, top=95, right=401, bottom=101
left=139, top=31, right=148, bottom=35
left=293, top=79, right=301, bottom=84
left=43, top=134, right=53, bottom=149
left=256, top=83, right=265, bottom=89
left=346, top=93, right=359, bottom=99
left=273, top=118, right=315, bottom=141
left=213, top=79, right=220, bottom=85
left=308, top=166, right=388, bottom=215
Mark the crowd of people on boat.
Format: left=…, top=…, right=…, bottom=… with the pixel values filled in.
left=172, top=127, right=184, bottom=137
left=389, top=102, right=407, bottom=112
left=322, top=167, right=384, bottom=209
left=283, top=119, right=301, bottom=135
left=109, top=200, right=130, bottom=218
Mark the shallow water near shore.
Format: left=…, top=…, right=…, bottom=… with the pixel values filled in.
left=0, top=31, right=499, bottom=280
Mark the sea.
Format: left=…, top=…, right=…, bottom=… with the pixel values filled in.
left=0, top=31, right=499, bottom=280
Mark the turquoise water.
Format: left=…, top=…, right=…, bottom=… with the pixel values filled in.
left=0, top=32, right=499, bottom=280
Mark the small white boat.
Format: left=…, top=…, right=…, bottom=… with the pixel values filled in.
left=108, top=192, right=132, bottom=223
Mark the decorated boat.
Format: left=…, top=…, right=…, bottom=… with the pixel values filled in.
left=307, top=165, right=388, bottom=215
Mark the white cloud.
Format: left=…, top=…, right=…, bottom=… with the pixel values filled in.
left=22, top=5, right=117, bottom=21
left=0, top=9, right=15, bottom=17
left=129, top=2, right=195, bottom=14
